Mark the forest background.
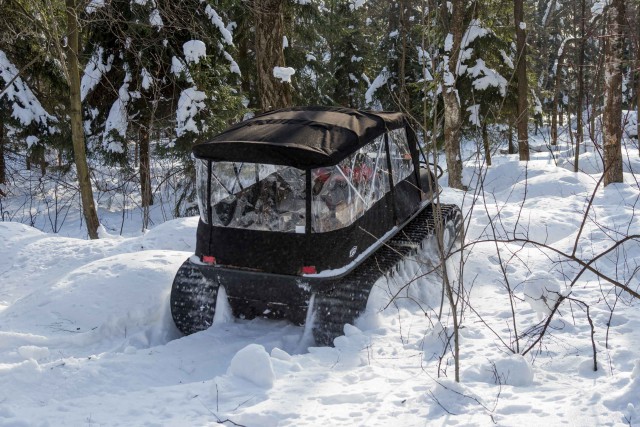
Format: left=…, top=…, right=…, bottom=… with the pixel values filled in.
left=0, top=0, right=637, bottom=237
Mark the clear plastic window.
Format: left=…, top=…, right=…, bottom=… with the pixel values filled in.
left=388, top=128, right=414, bottom=184
left=311, top=135, right=390, bottom=232
left=196, top=159, right=306, bottom=232
left=195, top=128, right=411, bottom=234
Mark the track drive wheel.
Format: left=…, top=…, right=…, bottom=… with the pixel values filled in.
left=170, top=259, right=220, bottom=335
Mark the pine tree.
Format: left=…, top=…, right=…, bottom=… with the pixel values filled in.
left=82, top=0, right=245, bottom=222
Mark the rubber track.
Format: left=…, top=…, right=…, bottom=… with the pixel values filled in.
left=171, top=260, right=219, bottom=335
left=312, top=203, right=462, bottom=345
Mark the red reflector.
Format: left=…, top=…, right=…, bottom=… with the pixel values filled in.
left=203, top=255, right=216, bottom=264
left=302, top=266, right=317, bottom=274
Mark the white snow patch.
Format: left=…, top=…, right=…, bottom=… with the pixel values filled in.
left=140, top=68, right=153, bottom=90
left=444, top=33, right=454, bottom=52
left=591, top=0, right=608, bottom=16
left=17, top=346, right=50, bottom=362
left=149, top=9, right=163, bottom=28
left=25, top=136, right=39, bottom=148
left=183, top=40, right=206, bottom=64
left=524, top=272, right=562, bottom=320
left=349, top=0, right=367, bottom=10
left=273, top=67, right=295, bottom=83
left=175, top=87, right=206, bottom=137
left=170, top=56, right=187, bottom=77
left=467, top=104, right=481, bottom=127
left=86, top=0, right=105, bottom=14
left=228, top=344, right=275, bottom=388
left=463, top=354, right=534, bottom=386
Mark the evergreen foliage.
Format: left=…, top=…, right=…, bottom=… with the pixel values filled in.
left=0, top=0, right=637, bottom=219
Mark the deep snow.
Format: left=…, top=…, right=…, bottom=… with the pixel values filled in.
left=1, top=129, right=639, bottom=426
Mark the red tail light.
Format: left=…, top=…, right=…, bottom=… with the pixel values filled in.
left=302, top=266, right=317, bottom=274
left=203, top=255, right=216, bottom=265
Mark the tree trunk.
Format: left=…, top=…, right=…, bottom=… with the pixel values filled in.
left=551, top=51, right=565, bottom=146
left=0, top=116, right=5, bottom=186
left=637, top=1, right=640, bottom=156
left=140, top=126, right=153, bottom=208
left=253, top=0, right=291, bottom=111
left=443, top=0, right=464, bottom=190
left=591, top=26, right=606, bottom=142
left=398, top=0, right=410, bottom=110
left=514, top=0, right=529, bottom=160
left=603, top=0, right=625, bottom=186
left=508, top=118, right=516, bottom=154
left=65, top=0, right=100, bottom=239
left=574, top=0, right=586, bottom=172
left=482, top=122, right=491, bottom=166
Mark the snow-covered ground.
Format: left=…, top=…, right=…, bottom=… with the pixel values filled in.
left=1, top=128, right=640, bottom=426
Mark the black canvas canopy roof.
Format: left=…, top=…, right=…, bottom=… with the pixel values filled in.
left=192, top=106, right=406, bottom=169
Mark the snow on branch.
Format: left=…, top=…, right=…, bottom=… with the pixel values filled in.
left=552, top=37, right=576, bottom=74
left=466, top=59, right=507, bottom=96
left=365, top=68, right=388, bottom=105
left=183, top=40, right=207, bottom=64
left=81, top=47, right=114, bottom=101
left=223, top=50, right=241, bottom=75
left=86, top=0, right=106, bottom=14
left=102, top=70, right=132, bottom=153
left=461, top=19, right=492, bottom=50
left=175, top=86, right=207, bottom=137
left=204, top=5, right=233, bottom=46
left=0, top=50, right=57, bottom=132
left=349, top=0, right=367, bottom=11
left=467, top=104, right=481, bottom=127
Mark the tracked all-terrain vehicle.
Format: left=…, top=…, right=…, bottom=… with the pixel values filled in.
left=171, top=106, right=462, bottom=345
